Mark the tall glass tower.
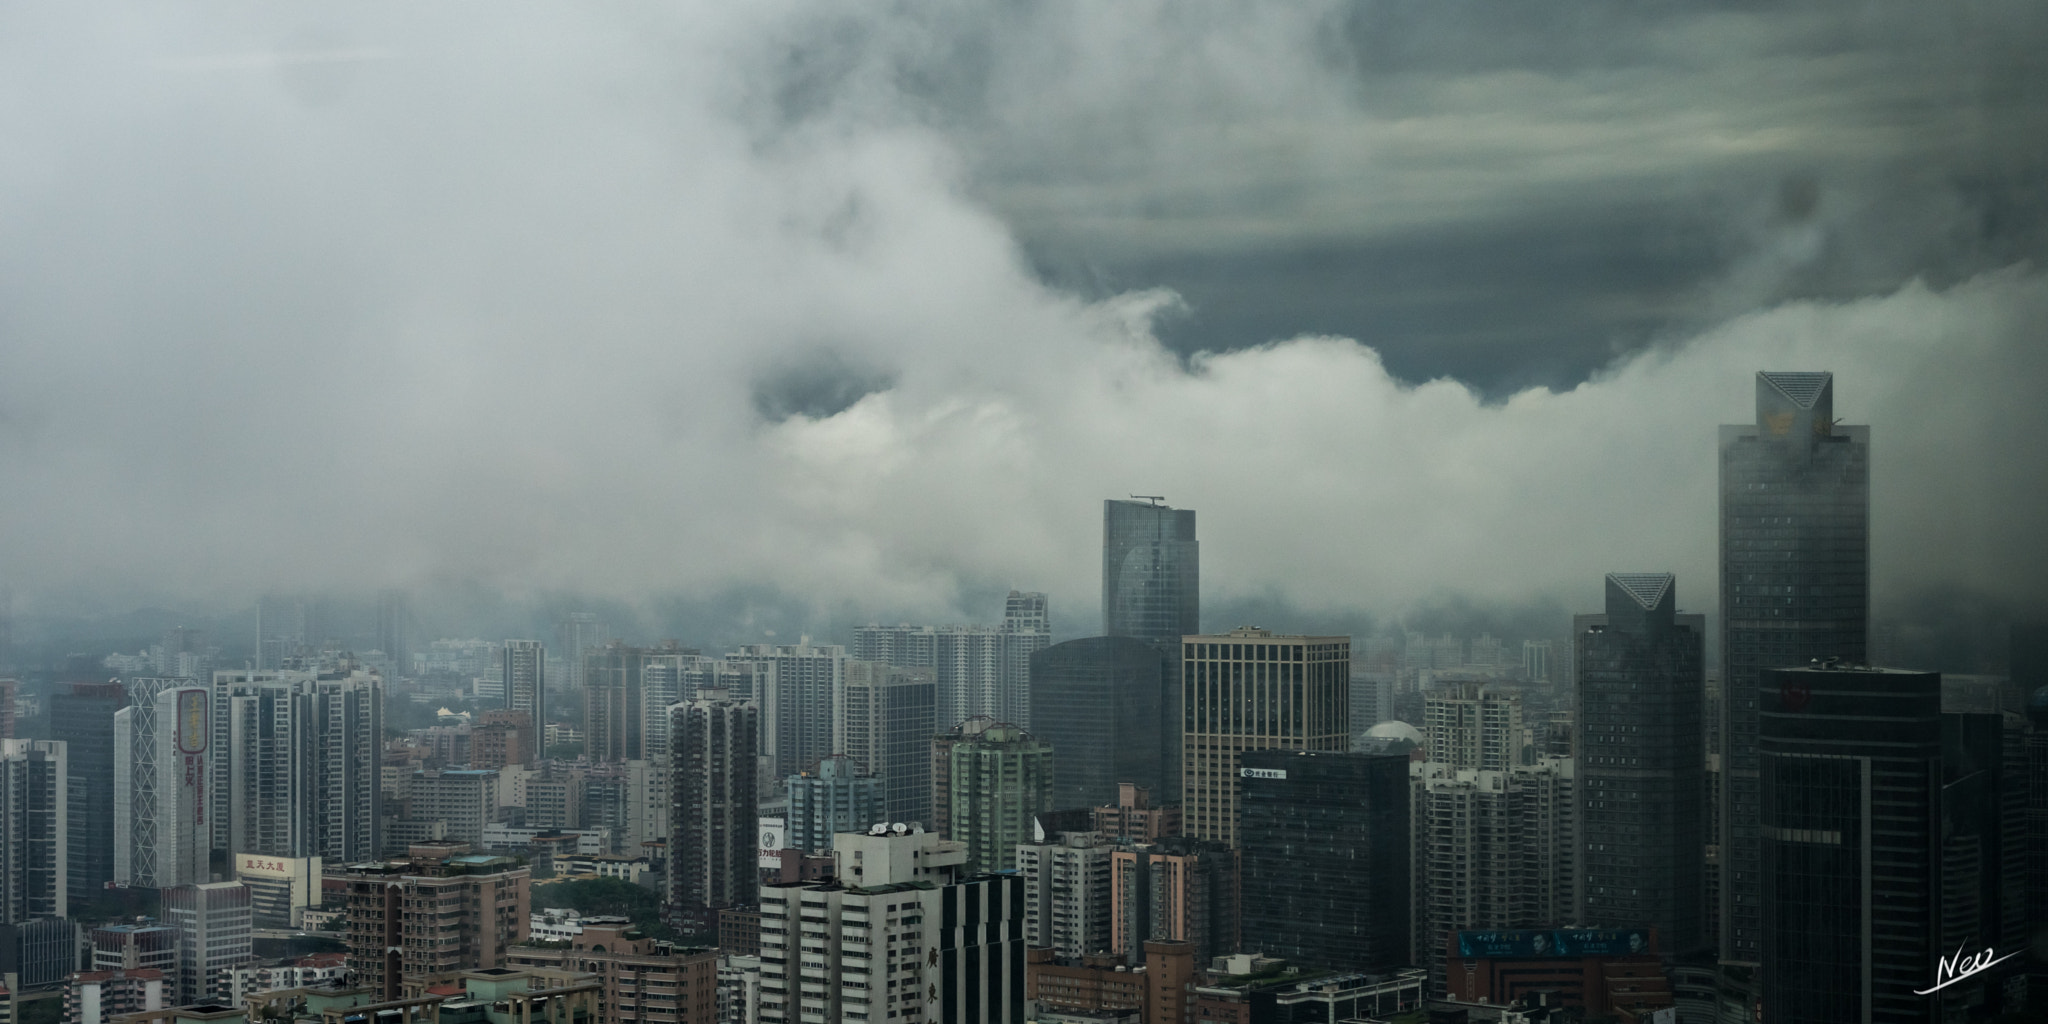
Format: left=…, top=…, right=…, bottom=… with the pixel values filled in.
left=1102, top=499, right=1199, bottom=643
left=1718, top=371, right=1869, bottom=965
left=1574, top=573, right=1705, bottom=954
left=1105, top=497, right=1198, bottom=798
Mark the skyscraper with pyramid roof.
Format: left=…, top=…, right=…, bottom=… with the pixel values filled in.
left=1574, top=572, right=1706, bottom=952
left=1716, top=371, right=1869, bottom=965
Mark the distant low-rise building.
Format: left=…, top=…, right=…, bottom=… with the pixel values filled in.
left=90, top=925, right=176, bottom=974
left=507, top=921, right=718, bottom=1024
left=66, top=969, right=166, bottom=1024
left=1091, top=783, right=1178, bottom=844
left=1024, top=949, right=1142, bottom=1020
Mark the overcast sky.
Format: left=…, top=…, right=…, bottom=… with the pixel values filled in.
left=2, top=1, right=2044, bottom=651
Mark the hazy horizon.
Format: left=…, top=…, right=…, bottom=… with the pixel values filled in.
left=4, top=2, right=2044, bottom=674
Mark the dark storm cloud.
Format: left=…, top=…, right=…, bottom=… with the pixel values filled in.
left=869, top=0, right=2048, bottom=391
left=0, top=0, right=2043, bottom=648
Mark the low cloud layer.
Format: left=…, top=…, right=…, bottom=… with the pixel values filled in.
left=1, top=2, right=2043, bottom=640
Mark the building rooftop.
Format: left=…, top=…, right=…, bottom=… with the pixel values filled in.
left=1758, top=371, right=1831, bottom=408
left=1606, top=573, right=1674, bottom=611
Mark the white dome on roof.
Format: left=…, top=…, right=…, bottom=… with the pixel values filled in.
left=1365, top=721, right=1424, bottom=745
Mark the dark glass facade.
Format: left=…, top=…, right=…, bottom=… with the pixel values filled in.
left=1760, top=666, right=2027, bottom=1023
left=1028, top=636, right=1168, bottom=809
left=1237, top=749, right=1408, bottom=972
left=1101, top=499, right=1198, bottom=644
left=1572, top=573, right=1705, bottom=952
left=1103, top=498, right=1198, bottom=799
left=51, top=681, right=126, bottom=897
left=877, top=672, right=937, bottom=824
left=1720, top=371, right=1869, bottom=963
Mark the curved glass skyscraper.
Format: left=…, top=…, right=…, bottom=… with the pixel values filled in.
left=1102, top=498, right=1199, bottom=644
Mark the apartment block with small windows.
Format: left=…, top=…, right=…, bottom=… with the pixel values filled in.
left=756, top=827, right=1025, bottom=1024
left=344, top=848, right=531, bottom=1000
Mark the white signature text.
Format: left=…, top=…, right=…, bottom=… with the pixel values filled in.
left=1912, top=945, right=2023, bottom=996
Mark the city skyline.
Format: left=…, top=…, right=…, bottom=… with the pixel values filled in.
left=0, top=5, right=2040, bottom=1021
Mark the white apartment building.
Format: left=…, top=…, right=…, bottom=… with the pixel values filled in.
left=757, top=825, right=1026, bottom=1024
left=1014, top=831, right=1116, bottom=958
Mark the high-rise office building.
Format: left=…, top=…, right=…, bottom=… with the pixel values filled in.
left=838, top=660, right=937, bottom=825
left=0, top=739, right=66, bottom=922
left=162, top=882, right=251, bottom=1006
left=1102, top=499, right=1198, bottom=644
left=51, top=681, right=125, bottom=897
left=113, top=680, right=209, bottom=888
left=784, top=755, right=885, bottom=853
left=757, top=827, right=1025, bottom=1024
left=502, top=639, right=546, bottom=729
left=1238, top=749, right=1409, bottom=972
left=1719, top=370, right=1869, bottom=964
left=726, top=642, right=844, bottom=781
left=1180, top=628, right=1349, bottom=847
left=946, top=722, right=1054, bottom=875
left=1574, top=573, right=1705, bottom=953
left=1760, top=665, right=2027, bottom=1022
left=1106, top=498, right=1198, bottom=791
left=670, top=689, right=759, bottom=927
left=1016, top=830, right=1117, bottom=958
left=1109, top=837, right=1237, bottom=965
left=1028, top=636, right=1169, bottom=810
left=1411, top=758, right=1577, bottom=993
left=1423, top=682, right=1523, bottom=772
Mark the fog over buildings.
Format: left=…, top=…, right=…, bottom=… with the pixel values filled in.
left=1, top=2, right=2045, bottom=662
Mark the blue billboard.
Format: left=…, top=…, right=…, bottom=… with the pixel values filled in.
left=1455, top=928, right=1653, bottom=958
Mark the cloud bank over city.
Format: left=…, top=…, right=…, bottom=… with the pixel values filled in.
left=2, top=2, right=2044, bottom=643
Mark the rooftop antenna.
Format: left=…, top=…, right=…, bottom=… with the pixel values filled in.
left=1130, top=494, right=1166, bottom=506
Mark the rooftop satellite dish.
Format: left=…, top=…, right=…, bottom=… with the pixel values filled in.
left=890, top=823, right=907, bottom=835
left=869, top=823, right=888, bottom=835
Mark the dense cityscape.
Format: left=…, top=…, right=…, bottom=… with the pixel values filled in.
left=5, top=4, right=2046, bottom=1024
left=0, top=371, right=2032, bottom=1024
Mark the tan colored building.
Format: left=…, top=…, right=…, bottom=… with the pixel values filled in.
left=507, top=923, right=718, bottom=1024
left=1091, top=783, right=1180, bottom=843
left=471, top=711, right=533, bottom=770
left=1024, top=949, right=1142, bottom=1017
left=1179, top=629, right=1349, bottom=847
left=343, top=847, right=531, bottom=1000
left=1108, top=839, right=1238, bottom=964
left=1141, top=941, right=1196, bottom=1024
